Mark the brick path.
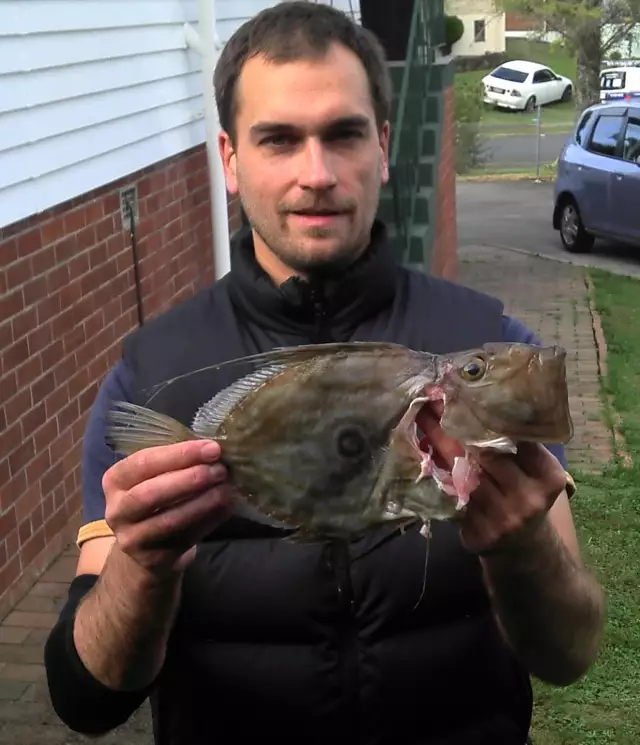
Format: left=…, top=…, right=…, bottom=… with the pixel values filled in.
left=0, top=245, right=614, bottom=744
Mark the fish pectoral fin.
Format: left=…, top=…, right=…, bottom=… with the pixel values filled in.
left=105, top=401, right=201, bottom=456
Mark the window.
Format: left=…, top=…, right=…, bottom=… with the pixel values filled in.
left=622, top=115, right=640, bottom=163
left=575, top=111, right=593, bottom=146
left=601, top=71, right=626, bottom=90
left=587, top=114, right=626, bottom=157
left=491, top=66, right=528, bottom=83
left=533, top=69, right=554, bottom=84
left=474, top=19, right=486, bottom=42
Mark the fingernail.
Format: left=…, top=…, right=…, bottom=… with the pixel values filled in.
left=202, top=441, right=220, bottom=460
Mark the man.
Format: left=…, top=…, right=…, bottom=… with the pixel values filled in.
left=44, top=3, right=605, bottom=744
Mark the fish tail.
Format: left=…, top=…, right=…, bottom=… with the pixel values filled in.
left=105, top=401, right=201, bottom=456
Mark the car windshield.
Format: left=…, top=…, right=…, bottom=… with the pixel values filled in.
left=601, top=71, right=626, bottom=89
left=490, top=66, right=529, bottom=83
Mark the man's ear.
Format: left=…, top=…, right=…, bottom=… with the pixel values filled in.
left=218, top=131, right=238, bottom=194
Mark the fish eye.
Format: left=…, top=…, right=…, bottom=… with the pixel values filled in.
left=336, top=426, right=368, bottom=459
left=459, top=356, right=487, bottom=382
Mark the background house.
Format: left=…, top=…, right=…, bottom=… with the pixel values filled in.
left=0, top=0, right=455, bottom=619
left=445, top=0, right=506, bottom=57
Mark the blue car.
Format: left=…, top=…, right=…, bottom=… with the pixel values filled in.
left=553, top=100, right=640, bottom=253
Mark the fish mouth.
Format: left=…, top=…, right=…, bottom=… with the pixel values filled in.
left=397, top=389, right=477, bottom=512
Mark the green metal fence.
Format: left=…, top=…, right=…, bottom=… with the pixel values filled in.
left=389, top=0, right=444, bottom=263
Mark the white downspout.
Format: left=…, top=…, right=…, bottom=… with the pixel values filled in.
left=184, top=0, right=231, bottom=278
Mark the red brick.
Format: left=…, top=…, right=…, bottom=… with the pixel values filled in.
left=25, top=449, right=50, bottom=486
left=68, top=252, right=90, bottom=282
left=30, top=245, right=57, bottom=277
left=54, top=235, right=78, bottom=264
left=0, top=509, right=15, bottom=542
left=32, top=419, right=57, bottom=454
left=21, top=276, right=47, bottom=309
left=20, top=529, right=46, bottom=569
left=16, top=355, right=43, bottom=390
left=0, top=556, right=20, bottom=597
left=21, top=403, right=46, bottom=439
left=16, top=229, right=42, bottom=258
left=0, top=289, right=24, bottom=321
left=8, top=439, right=35, bottom=479
left=14, top=485, right=42, bottom=526
left=6, top=257, right=32, bottom=290
left=5, top=388, right=31, bottom=426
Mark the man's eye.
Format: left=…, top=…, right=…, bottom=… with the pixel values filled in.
left=263, top=135, right=295, bottom=147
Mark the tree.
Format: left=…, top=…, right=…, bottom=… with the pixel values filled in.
left=495, top=0, right=640, bottom=110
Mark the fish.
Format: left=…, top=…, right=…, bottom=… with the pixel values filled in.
left=104, top=340, right=573, bottom=543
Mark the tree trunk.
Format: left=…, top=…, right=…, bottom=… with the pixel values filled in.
left=574, top=20, right=602, bottom=112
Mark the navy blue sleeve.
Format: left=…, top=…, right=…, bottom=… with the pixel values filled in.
left=500, top=315, right=569, bottom=470
left=79, top=361, right=131, bottom=534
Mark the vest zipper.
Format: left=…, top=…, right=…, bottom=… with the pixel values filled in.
left=309, top=285, right=330, bottom=343
left=330, top=539, right=360, bottom=742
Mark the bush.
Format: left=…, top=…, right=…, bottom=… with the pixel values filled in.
left=444, top=15, right=464, bottom=48
left=454, top=78, right=489, bottom=174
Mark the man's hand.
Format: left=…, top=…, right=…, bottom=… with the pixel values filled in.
left=416, top=402, right=605, bottom=686
left=418, top=403, right=568, bottom=553
left=103, top=439, right=234, bottom=578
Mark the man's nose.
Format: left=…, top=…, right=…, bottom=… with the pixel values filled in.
left=298, top=140, right=337, bottom=190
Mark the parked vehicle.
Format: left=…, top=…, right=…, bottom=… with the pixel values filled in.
left=553, top=100, right=640, bottom=253
left=482, top=60, right=573, bottom=112
left=600, top=63, right=640, bottom=103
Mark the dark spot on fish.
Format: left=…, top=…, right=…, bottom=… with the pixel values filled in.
left=336, top=427, right=368, bottom=459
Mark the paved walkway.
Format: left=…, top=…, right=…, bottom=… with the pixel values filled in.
left=0, top=245, right=614, bottom=744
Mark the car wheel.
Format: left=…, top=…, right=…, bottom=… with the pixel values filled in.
left=561, top=85, right=572, bottom=103
left=559, top=199, right=594, bottom=254
left=524, top=96, right=536, bottom=112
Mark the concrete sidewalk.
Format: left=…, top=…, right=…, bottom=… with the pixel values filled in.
left=0, top=245, right=614, bottom=744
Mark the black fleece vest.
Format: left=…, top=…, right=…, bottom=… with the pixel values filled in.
left=121, top=224, right=533, bottom=745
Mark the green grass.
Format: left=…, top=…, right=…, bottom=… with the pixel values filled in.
left=529, top=269, right=640, bottom=744
left=457, top=38, right=580, bottom=136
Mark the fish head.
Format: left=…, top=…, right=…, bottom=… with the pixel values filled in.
left=437, top=342, right=574, bottom=447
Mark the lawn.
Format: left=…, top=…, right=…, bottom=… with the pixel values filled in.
left=529, top=269, right=640, bottom=744
left=457, top=38, right=580, bottom=136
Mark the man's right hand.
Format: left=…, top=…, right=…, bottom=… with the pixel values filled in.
left=102, top=440, right=234, bottom=578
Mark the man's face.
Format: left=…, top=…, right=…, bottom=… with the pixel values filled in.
left=219, top=42, right=390, bottom=278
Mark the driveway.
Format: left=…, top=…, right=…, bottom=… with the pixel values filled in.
left=456, top=180, right=640, bottom=278
left=483, top=132, right=568, bottom=167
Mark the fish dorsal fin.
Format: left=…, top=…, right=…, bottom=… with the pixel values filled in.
left=191, top=363, right=287, bottom=436
left=143, top=341, right=416, bottom=408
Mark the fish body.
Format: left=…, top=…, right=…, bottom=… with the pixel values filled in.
left=105, top=341, right=573, bottom=542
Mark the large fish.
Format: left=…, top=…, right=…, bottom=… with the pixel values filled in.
left=104, top=340, right=573, bottom=542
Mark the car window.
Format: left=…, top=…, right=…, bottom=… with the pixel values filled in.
left=491, top=66, right=528, bottom=83
left=622, top=115, right=640, bottom=163
left=601, top=70, right=627, bottom=90
left=587, top=114, right=626, bottom=157
left=534, top=69, right=554, bottom=83
left=575, top=111, right=593, bottom=146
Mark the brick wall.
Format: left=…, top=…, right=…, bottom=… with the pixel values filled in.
left=430, top=81, right=458, bottom=282
left=0, top=143, right=237, bottom=620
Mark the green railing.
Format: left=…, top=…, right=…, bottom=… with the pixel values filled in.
left=389, top=0, right=442, bottom=259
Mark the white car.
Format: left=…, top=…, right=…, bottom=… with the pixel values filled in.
left=482, top=60, right=574, bottom=112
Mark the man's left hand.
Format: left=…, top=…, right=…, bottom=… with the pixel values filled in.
left=418, top=404, right=568, bottom=555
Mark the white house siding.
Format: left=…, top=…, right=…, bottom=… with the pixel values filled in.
left=216, top=0, right=361, bottom=46
left=0, top=0, right=207, bottom=230
left=0, top=0, right=362, bottom=231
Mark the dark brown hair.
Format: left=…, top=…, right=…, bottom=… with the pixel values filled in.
left=213, top=1, right=392, bottom=143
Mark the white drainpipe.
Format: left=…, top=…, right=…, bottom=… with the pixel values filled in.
left=184, top=0, right=231, bottom=278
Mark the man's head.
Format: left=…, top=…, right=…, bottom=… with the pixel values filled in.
left=213, top=1, right=392, bottom=283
